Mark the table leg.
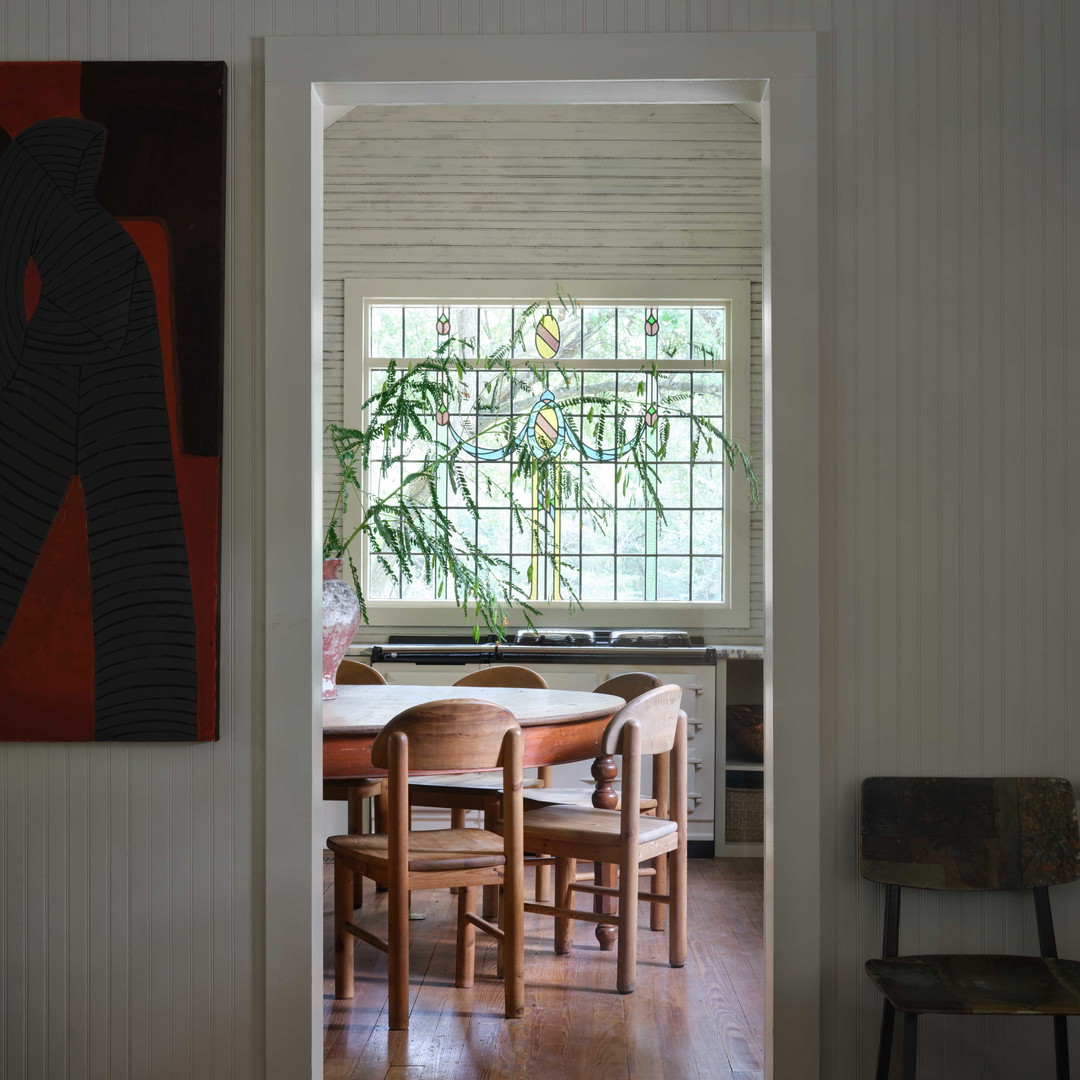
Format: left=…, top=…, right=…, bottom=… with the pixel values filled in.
left=591, top=754, right=619, bottom=951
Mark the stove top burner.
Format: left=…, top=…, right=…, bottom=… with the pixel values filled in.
left=513, top=628, right=596, bottom=647
left=609, top=629, right=693, bottom=648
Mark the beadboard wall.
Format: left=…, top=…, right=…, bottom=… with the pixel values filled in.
left=1, top=5, right=1078, bottom=1080
left=321, top=102, right=764, bottom=643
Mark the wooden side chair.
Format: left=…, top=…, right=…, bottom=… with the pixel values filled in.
left=860, top=776, right=1080, bottom=1080
left=335, top=659, right=387, bottom=686
left=323, top=659, right=389, bottom=906
left=328, top=699, right=526, bottom=1030
left=518, top=683, right=687, bottom=994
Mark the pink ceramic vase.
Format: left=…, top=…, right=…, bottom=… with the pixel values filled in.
left=322, top=558, right=362, bottom=700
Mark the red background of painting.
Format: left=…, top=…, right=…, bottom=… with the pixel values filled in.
left=0, top=63, right=220, bottom=741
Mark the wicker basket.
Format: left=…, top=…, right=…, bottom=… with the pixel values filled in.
left=725, top=787, right=764, bottom=844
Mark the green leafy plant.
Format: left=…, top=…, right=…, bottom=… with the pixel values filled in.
left=324, top=294, right=758, bottom=637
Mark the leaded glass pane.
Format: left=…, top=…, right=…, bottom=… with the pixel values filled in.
left=402, top=306, right=437, bottom=358
left=691, top=307, right=726, bottom=361
left=581, top=307, right=616, bottom=359
left=692, top=557, right=724, bottom=601
left=370, top=307, right=403, bottom=358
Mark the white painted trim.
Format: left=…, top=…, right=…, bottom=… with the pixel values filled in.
left=264, top=32, right=819, bottom=1080
left=320, top=78, right=768, bottom=107
left=343, top=278, right=752, bottom=629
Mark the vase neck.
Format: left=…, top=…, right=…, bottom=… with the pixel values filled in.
left=323, top=558, right=343, bottom=581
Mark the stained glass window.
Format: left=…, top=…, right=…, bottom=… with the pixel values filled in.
left=363, top=302, right=732, bottom=605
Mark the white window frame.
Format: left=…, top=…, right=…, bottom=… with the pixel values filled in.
left=342, top=278, right=752, bottom=630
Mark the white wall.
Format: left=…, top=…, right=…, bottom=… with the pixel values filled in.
left=322, top=101, right=764, bottom=643
left=2, top=4, right=1078, bottom=1080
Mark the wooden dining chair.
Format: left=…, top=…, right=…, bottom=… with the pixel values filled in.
left=328, top=699, right=526, bottom=1030
left=517, top=684, right=687, bottom=995
left=860, top=776, right=1080, bottom=1080
left=335, top=659, right=387, bottom=686
left=323, top=659, right=389, bottom=907
left=406, top=666, right=549, bottom=911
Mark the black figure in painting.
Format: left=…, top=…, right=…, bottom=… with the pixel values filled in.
left=0, top=118, right=198, bottom=740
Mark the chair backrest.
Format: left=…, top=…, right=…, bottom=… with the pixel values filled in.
left=335, top=659, right=387, bottom=686
left=600, top=684, right=684, bottom=757
left=860, top=777, right=1080, bottom=891
left=454, top=665, right=548, bottom=690
left=372, top=698, right=521, bottom=773
left=594, top=672, right=663, bottom=702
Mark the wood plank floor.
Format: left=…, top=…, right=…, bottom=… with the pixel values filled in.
left=323, top=857, right=764, bottom=1080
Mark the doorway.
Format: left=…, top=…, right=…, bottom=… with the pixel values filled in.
left=263, top=32, right=820, bottom=1080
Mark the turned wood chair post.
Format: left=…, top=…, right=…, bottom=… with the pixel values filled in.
left=616, top=718, right=642, bottom=993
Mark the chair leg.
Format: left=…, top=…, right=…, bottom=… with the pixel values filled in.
left=451, top=808, right=467, bottom=829
left=1053, top=1015, right=1070, bottom=1080
left=387, top=883, right=410, bottom=1030
left=535, top=859, right=552, bottom=904
left=668, top=836, right=687, bottom=969
left=503, top=840, right=526, bottom=1020
left=346, top=790, right=365, bottom=909
left=333, top=855, right=355, bottom=998
left=482, top=800, right=500, bottom=919
left=455, top=885, right=476, bottom=988
left=874, top=1001, right=895, bottom=1080
left=595, top=862, right=618, bottom=952
left=554, top=857, right=576, bottom=955
left=650, top=852, right=668, bottom=931
left=899, top=1013, right=918, bottom=1080
left=374, top=790, right=389, bottom=892
left=617, top=849, right=639, bottom=994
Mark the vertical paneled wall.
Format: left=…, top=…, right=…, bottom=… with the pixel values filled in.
left=1, top=3, right=1077, bottom=1079
left=321, top=102, right=764, bottom=643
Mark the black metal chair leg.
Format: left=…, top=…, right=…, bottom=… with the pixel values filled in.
left=875, top=1001, right=896, bottom=1080
left=900, top=1013, right=918, bottom=1080
left=1053, top=1015, right=1069, bottom=1080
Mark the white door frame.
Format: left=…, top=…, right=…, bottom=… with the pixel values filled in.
left=264, top=32, right=820, bottom=1080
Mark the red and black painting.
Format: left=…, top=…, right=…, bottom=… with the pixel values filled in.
left=0, top=63, right=225, bottom=741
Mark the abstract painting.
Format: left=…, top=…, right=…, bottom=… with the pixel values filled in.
left=0, top=62, right=225, bottom=741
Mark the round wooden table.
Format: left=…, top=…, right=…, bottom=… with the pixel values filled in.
left=323, top=684, right=625, bottom=779
left=323, top=683, right=628, bottom=949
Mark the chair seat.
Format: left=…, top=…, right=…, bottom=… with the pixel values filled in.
left=409, top=772, right=545, bottom=796
left=521, top=787, right=658, bottom=813
left=323, top=778, right=385, bottom=801
left=866, top=954, right=1080, bottom=1016
left=328, top=828, right=506, bottom=872
left=519, top=804, right=678, bottom=846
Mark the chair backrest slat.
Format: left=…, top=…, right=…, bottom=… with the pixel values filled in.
left=594, top=672, right=663, bottom=702
left=372, top=699, right=520, bottom=772
left=336, top=659, right=387, bottom=685
left=860, top=777, right=1080, bottom=891
left=454, top=666, right=548, bottom=690
left=600, top=684, right=684, bottom=757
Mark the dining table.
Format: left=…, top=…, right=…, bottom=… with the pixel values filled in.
left=323, top=682, right=628, bottom=948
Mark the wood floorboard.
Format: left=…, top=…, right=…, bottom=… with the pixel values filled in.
left=323, top=857, right=764, bottom=1080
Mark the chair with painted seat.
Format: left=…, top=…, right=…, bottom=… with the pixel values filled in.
left=328, top=698, right=526, bottom=1030
left=322, top=659, right=389, bottom=907
left=860, top=776, right=1080, bottom=1080
left=518, top=683, right=687, bottom=995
